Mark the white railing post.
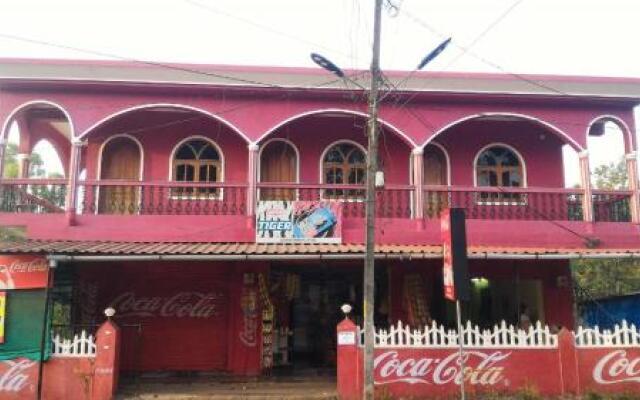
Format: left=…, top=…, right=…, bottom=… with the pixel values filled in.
left=51, top=330, right=97, bottom=358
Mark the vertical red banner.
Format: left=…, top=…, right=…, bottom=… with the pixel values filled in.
left=440, top=209, right=455, bottom=301
left=0, top=291, right=5, bottom=344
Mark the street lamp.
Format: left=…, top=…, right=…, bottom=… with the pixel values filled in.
left=311, top=19, right=451, bottom=400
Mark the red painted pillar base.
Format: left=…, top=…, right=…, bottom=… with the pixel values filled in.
left=558, top=328, right=580, bottom=395
left=337, top=318, right=360, bottom=400
left=92, top=320, right=121, bottom=400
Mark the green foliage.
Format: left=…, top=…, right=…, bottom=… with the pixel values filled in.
left=573, top=258, right=640, bottom=299
left=2, top=143, right=47, bottom=178
left=592, top=157, right=628, bottom=190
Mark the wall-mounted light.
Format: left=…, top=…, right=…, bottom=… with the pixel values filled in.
left=375, top=170, right=385, bottom=188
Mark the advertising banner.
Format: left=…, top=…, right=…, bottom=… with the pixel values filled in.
left=256, top=201, right=342, bottom=243
left=0, top=256, right=49, bottom=290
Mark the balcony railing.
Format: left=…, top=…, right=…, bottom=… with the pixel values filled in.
left=0, top=179, right=636, bottom=224
left=423, top=186, right=585, bottom=221
left=77, top=181, right=248, bottom=215
left=0, top=178, right=67, bottom=213
left=592, top=190, right=632, bottom=222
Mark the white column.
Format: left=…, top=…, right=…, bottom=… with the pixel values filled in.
left=246, top=143, right=259, bottom=217
left=412, top=148, right=424, bottom=219
left=626, top=152, right=639, bottom=223
left=65, top=139, right=85, bottom=225
left=579, top=151, right=593, bottom=222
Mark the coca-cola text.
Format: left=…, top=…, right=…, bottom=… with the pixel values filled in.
left=110, top=291, right=224, bottom=319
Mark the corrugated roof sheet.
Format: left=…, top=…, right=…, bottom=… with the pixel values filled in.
left=0, top=240, right=639, bottom=258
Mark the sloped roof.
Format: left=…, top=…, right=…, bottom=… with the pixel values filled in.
left=1, top=58, right=640, bottom=102
left=1, top=240, right=639, bottom=260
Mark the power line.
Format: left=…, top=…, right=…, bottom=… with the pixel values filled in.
left=181, top=0, right=355, bottom=60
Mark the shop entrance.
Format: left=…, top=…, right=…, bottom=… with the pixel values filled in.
left=269, top=264, right=366, bottom=374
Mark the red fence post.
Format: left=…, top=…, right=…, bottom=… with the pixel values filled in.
left=558, top=328, right=580, bottom=396
left=337, top=317, right=360, bottom=400
left=91, top=320, right=121, bottom=400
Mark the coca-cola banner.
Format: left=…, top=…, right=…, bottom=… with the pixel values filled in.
left=373, top=348, right=563, bottom=397
left=578, top=348, right=640, bottom=394
left=0, top=256, right=48, bottom=289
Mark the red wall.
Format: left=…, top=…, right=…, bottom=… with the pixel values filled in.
left=265, top=116, right=412, bottom=184
left=76, top=261, right=267, bottom=375
left=436, top=119, right=566, bottom=187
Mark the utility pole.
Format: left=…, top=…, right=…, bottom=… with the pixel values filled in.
left=363, top=0, right=383, bottom=399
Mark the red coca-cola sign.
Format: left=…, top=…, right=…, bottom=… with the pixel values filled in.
left=0, top=359, right=37, bottom=395
left=374, top=350, right=510, bottom=386
left=592, top=350, right=640, bottom=385
left=0, top=256, right=48, bottom=289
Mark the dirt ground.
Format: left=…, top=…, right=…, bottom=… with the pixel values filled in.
left=116, top=375, right=338, bottom=400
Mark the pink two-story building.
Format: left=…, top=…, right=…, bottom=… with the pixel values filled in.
left=0, top=59, right=639, bottom=380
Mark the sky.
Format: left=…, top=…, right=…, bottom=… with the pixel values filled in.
left=1, top=0, right=639, bottom=184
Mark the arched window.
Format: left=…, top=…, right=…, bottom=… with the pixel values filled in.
left=322, top=142, right=366, bottom=197
left=172, top=138, right=222, bottom=196
left=476, top=145, right=524, bottom=188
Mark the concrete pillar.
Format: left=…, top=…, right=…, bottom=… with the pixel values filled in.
left=558, top=328, right=580, bottom=395
left=579, top=151, right=593, bottom=222
left=337, top=317, right=361, bottom=400
left=65, top=139, right=84, bottom=225
left=411, top=148, right=424, bottom=219
left=625, top=152, right=640, bottom=223
left=91, top=320, right=121, bottom=400
left=246, top=143, right=259, bottom=218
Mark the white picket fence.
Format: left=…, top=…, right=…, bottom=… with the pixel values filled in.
left=51, top=331, right=96, bottom=358
left=575, top=320, right=640, bottom=348
left=358, top=320, right=558, bottom=349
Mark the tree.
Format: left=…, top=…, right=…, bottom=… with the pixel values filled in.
left=592, top=157, right=628, bottom=190
left=572, top=157, right=638, bottom=299
left=2, top=143, right=47, bottom=178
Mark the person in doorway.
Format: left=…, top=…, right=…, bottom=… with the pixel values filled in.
left=519, top=303, right=532, bottom=331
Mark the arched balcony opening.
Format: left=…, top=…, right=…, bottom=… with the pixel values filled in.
left=256, top=110, right=414, bottom=218
left=587, top=117, right=631, bottom=222
left=0, top=101, right=72, bottom=214
left=79, top=105, right=248, bottom=216
left=420, top=114, right=586, bottom=221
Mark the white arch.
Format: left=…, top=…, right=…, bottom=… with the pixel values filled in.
left=586, top=114, right=634, bottom=153
left=258, top=138, right=300, bottom=183
left=1, top=99, right=75, bottom=143
left=78, top=103, right=250, bottom=144
left=97, top=134, right=145, bottom=181
left=473, top=142, right=528, bottom=188
left=168, top=135, right=225, bottom=183
left=318, top=139, right=367, bottom=183
left=420, top=112, right=584, bottom=152
left=255, top=108, right=417, bottom=148
left=424, top=141, right=451, bottom=185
